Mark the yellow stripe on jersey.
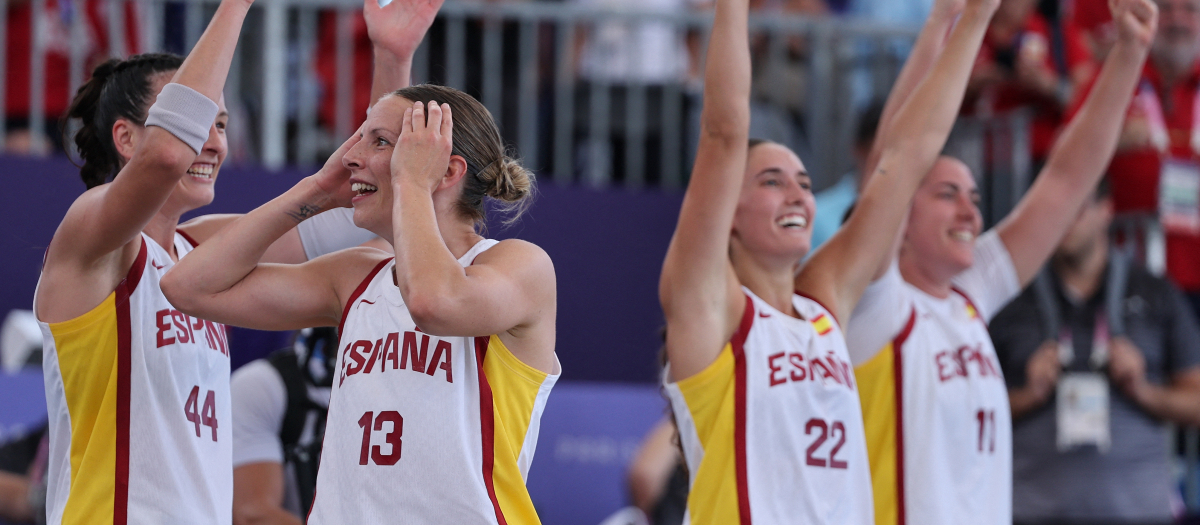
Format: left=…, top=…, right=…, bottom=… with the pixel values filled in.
left=811, top=314, right=833, bottom=336
left=481, top=334, right=550, bottom=524
left=675, top=344, right=740, bottom=525
left=46, top=293, right=121, bottom=524
left=856, top=343, right=900, bottom=525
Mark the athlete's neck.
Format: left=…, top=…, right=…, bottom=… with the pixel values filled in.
left=898, top=249, right=954, bottom=299
left=145, top=212, right=184, bottom=262
left=730, top=247, right=800, bottom=318
left=1053, top=235, right=1108, bottom=301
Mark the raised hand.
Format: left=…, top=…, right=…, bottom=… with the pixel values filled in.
left=392, top=100, right=454, bottom=193
left=1113, top=0, right=1158, bottom=49
left=365, top=0, right=444, bottom=57
left=312, top=129, right=364, bottom=208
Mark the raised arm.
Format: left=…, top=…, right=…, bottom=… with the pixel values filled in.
left=797, top=0, right=999, bottom=325
left=367, top=0, right=443, bottom=106
left=861, top=0, right=965, bottom=186
left=52, top=0, right=247, bottom=265
left=162, top=136, right=370, bottom=331
left=657, top=0, right=751, bottom=381
left=996, top=0, right=1156, bottom=287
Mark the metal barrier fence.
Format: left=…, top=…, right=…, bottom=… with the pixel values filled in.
left=4, top=0, right=923, bottom=190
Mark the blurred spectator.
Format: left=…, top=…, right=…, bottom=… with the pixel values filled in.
left=626, top=418, right=686, bottom=525
left=966, top=0, right=1096, bottom=165
left=4, top=0, right=140, bottom=153
left=572, top=0, right=702, bottom=183
left=0, top=425, right=47, bottom=524
left=231, top=328, right=336, bottom=525
left=848, top=0, right=931, bottom=26
left=992, top=183, right=1200, bottom=525
left=1073, top=0, right=1120, bottom=60
left=748, top=0, right=829, bottom=155
left=315, top=11, right=373, bottom=135
left=809, top=99, right=882, bottom=250
left=1106, top=0, right=1200, bottom=316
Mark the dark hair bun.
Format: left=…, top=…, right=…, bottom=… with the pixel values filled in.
left=63, top=53, right=183, bottom=189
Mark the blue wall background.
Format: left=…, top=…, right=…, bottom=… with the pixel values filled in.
left=0, top=154, right=681, bottom=383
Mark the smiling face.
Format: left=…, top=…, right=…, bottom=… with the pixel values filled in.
left=128, top=72, right=229, bottom=214
left=339, top=95, right=409, bottom=238
left=731, top=142, right=816, bottom=265
left=902, top=157, right=984, bottom=280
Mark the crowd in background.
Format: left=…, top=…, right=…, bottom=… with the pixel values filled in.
left=5, top=0, right=1200, bottom=523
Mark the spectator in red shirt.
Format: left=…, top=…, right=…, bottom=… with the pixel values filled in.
left=1075, top=0, right=1120, bottom=59
left=967, top=0, right=1097, bottom=164
left=1107, top=0, right=1200, bottom=312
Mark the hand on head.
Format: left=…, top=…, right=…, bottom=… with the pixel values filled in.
left=1112, top=0, right=1159, bottom=47
left=365, top=0, right=444, bottom=56
left=313, top=128, right=364, bottom=208
left=393, top=100, right=454, bottom=193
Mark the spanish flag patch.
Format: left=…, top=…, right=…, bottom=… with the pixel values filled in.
left=812, top=313, right=833, bottom=336
left=965, top=303, right=978, bottom=320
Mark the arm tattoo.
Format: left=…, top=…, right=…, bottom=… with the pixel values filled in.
left=285, top=203, right=321, bottom=223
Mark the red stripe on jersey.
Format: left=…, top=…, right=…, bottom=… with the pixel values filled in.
left=950, top=287, right=988, bottom=328
left=112, top=239, right=146, bottom=524
left=475, top=336, right=507, bottom=525
left=794, top=290, right=841, bottom=331
left=892, top=307, right=916, bottom=525
left=338, top=258, right=393, bottom=337
left=176, top=229, right=200, bottom=249
left=732, top=293, right=756, bottom=524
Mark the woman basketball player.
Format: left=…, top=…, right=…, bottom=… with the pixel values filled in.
left=846, top=1, right=1158, bottom=524
left=33, top=0, right=251, bottom=521
left=161, top=86, right=559, bottom=523
left=656, top=0, right=996, bottom=521
left=34, top=0, right=439, bottom=522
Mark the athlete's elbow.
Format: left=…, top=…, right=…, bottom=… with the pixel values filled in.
left=404, top=293, right=458, bottom=335
left=160, top=270, right=203, bottom=316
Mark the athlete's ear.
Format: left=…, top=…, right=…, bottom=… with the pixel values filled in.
left=437, top=155, right=468, bottom=191
left=112, top=118, right=140, bottom=164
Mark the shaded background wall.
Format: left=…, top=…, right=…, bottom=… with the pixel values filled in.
left=0, top=154, right=681, bottom=383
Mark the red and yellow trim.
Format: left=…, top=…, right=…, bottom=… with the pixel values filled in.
left=855, top=307, right=915, bottom=525
left=675, top=293, right=756, bottom=524
left=44, top=240, right=146, bottom=525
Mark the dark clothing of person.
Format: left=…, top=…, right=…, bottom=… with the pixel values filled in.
left=992, top=260, right=1200, bottom=523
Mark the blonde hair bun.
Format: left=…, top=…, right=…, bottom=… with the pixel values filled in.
left=481, top=156, right=534, bottom=203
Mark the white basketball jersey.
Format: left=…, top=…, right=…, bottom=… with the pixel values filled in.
left=849, top=230, right=1019, bottom=525
left=39, top=232, right=233, bottom=525
left=309, top=239, right=559, bottom=524
left=665, top=288, right=874, bottom=525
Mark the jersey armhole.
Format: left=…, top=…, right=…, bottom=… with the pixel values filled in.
left=337, top=257, right=393, bottom=335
